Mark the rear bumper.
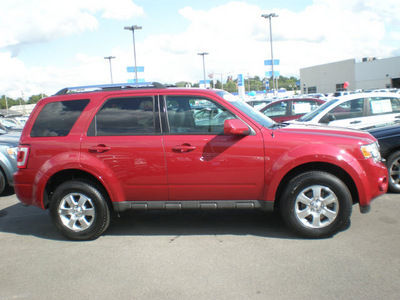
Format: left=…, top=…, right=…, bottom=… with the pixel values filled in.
left=13, top=169, right=47, bottom=209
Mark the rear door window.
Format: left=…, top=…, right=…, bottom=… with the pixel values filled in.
left=31, top=99, right=89, bottom=137
left=369, top=97, right=400, bottom=115
left=262, top=101, right=288, bottom=118
left=87, top=97, right=158, bottom=136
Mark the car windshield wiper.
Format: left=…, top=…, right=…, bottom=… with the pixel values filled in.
left=268, top=122, right=288, bottom=129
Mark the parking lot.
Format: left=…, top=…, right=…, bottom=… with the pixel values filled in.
left=1, top=192, right=399, bottom=300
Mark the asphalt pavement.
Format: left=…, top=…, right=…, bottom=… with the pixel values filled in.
left=1, top=192, right=399, bottom=299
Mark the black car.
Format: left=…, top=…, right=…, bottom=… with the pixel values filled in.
left=368, top=123, right=400, bottom=193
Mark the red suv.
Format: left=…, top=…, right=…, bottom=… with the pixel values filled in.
left=14, top=83, right=388, bottom=240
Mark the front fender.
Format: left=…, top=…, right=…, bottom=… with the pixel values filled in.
left=264, top=143, right=373, bottom=203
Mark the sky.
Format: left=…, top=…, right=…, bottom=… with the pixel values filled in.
left=0, top=0, right=400, bottom=98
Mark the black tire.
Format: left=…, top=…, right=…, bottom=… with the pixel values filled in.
left=386, top=151, right=400, bottom=193
left=280, top=171, right=352, bottom=238
left=49, top=180, right=110, bottom=241
left=0, top=169, right=6, bottom=196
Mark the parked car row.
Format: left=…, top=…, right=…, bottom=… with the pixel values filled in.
left=0, top=116, right=27, bottom=131
left=255, top=92, right=400, bottom=195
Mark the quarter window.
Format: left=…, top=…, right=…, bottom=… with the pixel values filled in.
left=88, top=97, right=156, bottom=136
left=31, top=99, right=89, bottom=137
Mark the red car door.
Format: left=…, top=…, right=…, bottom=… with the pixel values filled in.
left=161, top=94, right=265, bottom=201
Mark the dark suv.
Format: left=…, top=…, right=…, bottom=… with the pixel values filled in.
left=14, top=83, right=388, bottom=240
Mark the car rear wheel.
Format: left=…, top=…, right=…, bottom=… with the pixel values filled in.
left=0, top=169, right=6, bottom=195
left=49, top=180, right=110, bottom=240
left=386, top=151, right=400, bottom=193
left=280, top=171, right=352, bottom=238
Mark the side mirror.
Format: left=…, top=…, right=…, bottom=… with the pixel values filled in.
left=224, top=119, right=250, bottom=136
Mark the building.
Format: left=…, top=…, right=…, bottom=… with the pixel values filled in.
left=300, top=56, right=400, bottom=94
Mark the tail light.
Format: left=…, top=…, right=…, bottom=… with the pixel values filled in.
left=17, top=145, right=30, bottom=169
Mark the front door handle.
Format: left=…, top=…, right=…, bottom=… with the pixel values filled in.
left=172, top=144, right=196, bottom=153
left=350, top=120, right=361, bottom=124
left=89, top=144, right=111, bottom=153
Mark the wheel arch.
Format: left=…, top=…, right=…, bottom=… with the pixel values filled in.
left=43, top=169, right=113, bottom=211
left=273, top=162, right=359, bottom=209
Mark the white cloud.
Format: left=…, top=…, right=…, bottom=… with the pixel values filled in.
left=0, top=0, right=399, bottom=98
left=139, top=0, right=398, bottom=84
left=0, top=0, right=145, bottom=53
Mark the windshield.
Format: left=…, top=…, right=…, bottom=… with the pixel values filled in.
left=216, top=91, right=275, bottom=127
left=297, top=98, right=339, bottom=121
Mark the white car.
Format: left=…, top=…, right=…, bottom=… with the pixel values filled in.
left=291, top=92, right=400, bottom=129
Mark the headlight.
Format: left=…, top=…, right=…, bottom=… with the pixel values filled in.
left=7, top=147, right=18, bottom=157
left=360, top=142, right=381, bottom=163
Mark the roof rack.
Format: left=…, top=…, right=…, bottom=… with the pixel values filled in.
left=54, top=82, right=169, bottom=95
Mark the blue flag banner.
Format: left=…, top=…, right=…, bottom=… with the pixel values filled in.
left=264, top=59, right=280, bottom=66
left=127, top=66, right=145, bottom=72
left=265, top=71, right=280, bottom=77
left=237, top=74, right=244, bottom=87
left=199, top=80, right=211, bottom=84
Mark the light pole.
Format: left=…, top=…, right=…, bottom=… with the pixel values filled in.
left=261, top=13, right=278, bottom=95
left=124, top=25, right=142, bottom=83
left=212, top=72, right=224, bottom=90
left=198, top=52, right=208, bottom=88
left=104, top=56, right=116, bottom=83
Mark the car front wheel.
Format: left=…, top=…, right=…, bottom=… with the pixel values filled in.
left=386, top=151, right=400, bottom=193
left=49, top=180, right=110, bottom=240
left=280, top=171, right=352, bottom=238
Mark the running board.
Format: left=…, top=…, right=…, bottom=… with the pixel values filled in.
left=112, top=200, right=274, bottom=213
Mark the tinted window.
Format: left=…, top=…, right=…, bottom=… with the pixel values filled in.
left=166, top=96, right=235, bottom=134
left=322, top=98, right=364, bottom=122
left=31, top=100, right=89, bottom=137
left=88, top=97, right=156, bottom=136
left=263, top=102, right=287, bottom=117
left=298, top=99, right=339, bottom=121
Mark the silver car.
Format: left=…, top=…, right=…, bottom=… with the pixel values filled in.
left=0, top=128, right=19, bottom=195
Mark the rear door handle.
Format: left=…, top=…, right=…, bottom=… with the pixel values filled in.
left=350, top=120, right=361, bottom=124
left=89, top=144, right=111, bottom=153
left=172, top=144, right=196, bottom=153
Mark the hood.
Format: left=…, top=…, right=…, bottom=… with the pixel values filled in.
left=367, top=123, right=400, bottom=139
left=272, top=122, right=374, bottom=142
left=0, top=131, right=21, bottom=146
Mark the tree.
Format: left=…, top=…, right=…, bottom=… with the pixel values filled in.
left=224, top=81, right=237, bottom=93
left=28, top=94, right=47, bottom=104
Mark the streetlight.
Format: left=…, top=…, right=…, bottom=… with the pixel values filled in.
left=198, top=52, right=209, bottom=88
left=212, top=72, right=224, bottom=90
left=124, top=25, right=142, bottom=83
left=261, top=13, right=278, bottom=95
left=104, top=56, right=116, bottom=83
